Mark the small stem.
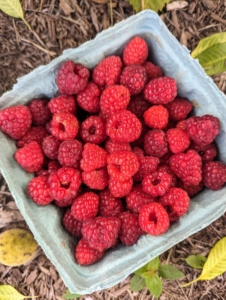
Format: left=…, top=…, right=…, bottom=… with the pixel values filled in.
left=22, top=17, right=31, bottom=30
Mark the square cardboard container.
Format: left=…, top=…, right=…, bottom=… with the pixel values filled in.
left=1, top=10, right=226, bottom=295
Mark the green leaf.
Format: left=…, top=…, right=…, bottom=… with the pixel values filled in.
left=147, top=256, right=160, bottom=271
left=62, top=289, right=81, bottom=299
left=191, top=32, right=226, bottom=76
left=130, top=274, right=146, bottom=292
left=0, top=284, right=38, bottom=299
left=129, top=0, right=170, bottom=12
left=159, top=264, right=184, bottom=280
left=185, top=255, right=207, bottom=270
left=146, top=273, right=162, bottom=299
left=128, top=0, right=141, bottom=12
left=134, top=263, right=149, bottom=275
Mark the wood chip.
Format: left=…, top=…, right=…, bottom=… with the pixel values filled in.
left=59, top=0, right=74, bottom=15
left=166, top=1, right=188, bottom=11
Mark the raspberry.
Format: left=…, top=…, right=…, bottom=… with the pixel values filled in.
left=71, top=192, right=99, bottom=221
left=160, top=188, right=190, bottom=222
left=142, top=61, right=163, bottom=81
left=92, top=55, right=122, bottom=87
left=50, top=112, right=79, bottom=140
left=82, top=167, right=109, bottom=190
left=120, top=64, right=147, bottom=95
left=123, top=36, right=148, bottom=65
left=203, top=161, right=226, bottom=190
left=98, top=189, right=124, bottom=217
left=105, top=138, right=131, bottom=154
left=109, top=177, right=133, bottom=198
left=165, top=97, right=193, bottom=121
left=106, top=110, right=142, bottom=143
left=16, top=126, right=48, bottom=148
left=42, top=135, right=61, bottom=160
left=169, top=149, right=202, bottom=186
left=119, top=211, right=143, bottom=246
left=0, top=105, right=32, bottom=140
left=144, top=76, right=177, bottom=105
left=56, top=60, right=90, bottom=95
left=48, top=95, right=76, bottom=115
left=27, top=175, right=53, bottom=206
left=100, top=85, right=130, bottom=115
left=144, top=129, right=168, bottom=158
left=166, top=128, right=190, bottom=154
left=107, top=151, right=140, bottom=182
left=158, top=163, right=177, bottom=187
left=80, top=116, right=107, bottom=144
left=62, top=209, right=83, bottom=237
left=126, top=185, right=155, bottom=213
left=15, top=141, right=44, bottom=172
left=189, top=142, right=217, bottom=162
left=36, top=160, right=61, bottom=177
left=77, top=82, right=100, bottom=113
left=131, top=121, right=149, bottom=148
left=139, top=202, right=170, bottom=235
left=28, top=99, right=51, bottom=126
left=80, top=143, right=108, bottom=172
left=144, top=105, right=169, bottom=129
left=177, top=180, right=203, bottom=197
left=176, top=119, right=187, bottom=130
left=57, top=139, right=83, bottom=168
left=82, top=216, right=121, bottom=251
left=127, top=94, right=151, bottom=119
left=75, top=238, right=104, bottom=266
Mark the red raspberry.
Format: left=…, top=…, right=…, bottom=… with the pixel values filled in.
left=56, top=60, right=90, bottom=95
left=107, top=151, right=140, bottom=182
left=98, top=189, right=124, bottom=217
left=189, top=142, right=217, bottom=162
left=48, top=95, right=76, bottom=115
left=132, top=146, right=144, bottom=158
left=144, top=76, right=177, bottom=105
left=36, top=160, right=61, bottom=177
left=126, top=185, right=155, bottom=213
left=170, top=149, right=202, bottom=186
left=177, top=180, right=203, bottom=197
left=139, top=202, right=170, bottom=235
left=144, top=105, right=169, bottom=129
left=27, top=175, right=53, bottom=206
left=123, top=36, right=148, bottom=65
left=127, top=94, right=151, bottom=119
left=0, top=105, right=32, bottom=140
left=15, top=141, right=44, bottom=172
left=176, top=119, right=187, bottom=130
left=165, top=97, right=193, bottom=121
left=144, top=129, right=168, bottom=157
left=92, top=55, right=122, bottom=87
left=54, top=187, right=82, bottom=208
left=109, top=177, right=133, bottom=198
left=77, top=82, right=100, bottom=113
left=105, top=138, right=131, bottom=154
left=120, top=64, right=147, bottom=95
left=57, top=139, right=82, bottom=168
left=82, top=167, right=109, bottom=190
left=80, top=143, right=108, bottom=172
left=28, top=99, right=51, bottom=126
left=62, top=209, right=83, bottom=237
left=75, top=238, right=104, bottom=266
left=50, top=112, right=79, bottom=140
left=71, top=192, right=99, bottom=221
left=158, top=163, right=177, bottom=187
left=142, top=61, right=163, bottom=81
left=160, top=187, right=190, bottom=222
left=106, top=110, right=142, bottom=143
left=16, top=126, right=48, bottom=148
left=119, top=211, right=143, bottom=246
left=131, top=121, right=149, bottom=148
left=203, top=161, right=226, bottom=190
left=100, top=85, right=130, bottom=115
left=80, top=116, right=107, bottom=144
left=42, top=135, right=61, bottom=160
left=166, top=128, right=190, bottom=154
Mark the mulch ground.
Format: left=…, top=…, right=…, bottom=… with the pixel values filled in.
left=0, top=0, right=226, bottom=299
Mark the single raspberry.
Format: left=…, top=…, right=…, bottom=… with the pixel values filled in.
left=75, top=238, right=104, bottom=266
left=36, top=160, right=61, bottom=177
left=123, top=36, right=148, bottom=65
left=80, top=143, right=108, bottom=172
left=139, top=202, right=170, bottom=235
left=80, top=116, right=107, bottom=144
left=82, top=216, right=121, bottom=251
left=0, top=105, right=32, bottom=140
left=176, top=119, right=187, bottom=130
left=28, top=99, right=51, bottom=126
left=56, top=60, right=90, bottom=95
left=48, top=95, right=76, bottom=115
left=77, top=82, right=100, bottom=113
left=169, top=149, right=202, bottom=186
left=119, top=211, right=143, bottom=246
left=82, top=167, right=109, bottom=190
left=15, top=141, right=44, bottom=172
left=144, top=105, right=169, bottom=129
left=142, top=61, right=163, bottom=81
left=166, top=128, right=190, bottom=154
left=189, top=142, right=217, bottom=162
left=177, top=180, right=204, bottom=197
left=158, top=164, right=178, bottom=187
left=54, top=187, right=82, bottom=208
left=62, top=209, right=83, bottom=237
left=92, top=55, right=122, bottom=87
left=109, top=176, right=133, bottom=198
left=27, top=175, right=53, bottom=206
left=42, top=135, right=61, bottom=160
left=127, top=94, right=151, bottom=119
left=203, top=161, right=226, bottom=190
left=165, top=97, right=193, bottom=121
left=144, top=129, right=168, bottom=158
left=120, top=64, right=147, bottom=95
left=202, top=114, right=220, bottom=137
left=16, top=126, right=48, bottom=148
left=126, top=185, right=155, bottom=213
left=131, top=121, right=149, bottom=148
left=105, top=138, right=131, bottom=154
left=98, top=189, right=124, bottom=217
left=106, top=110, right=142, bottom=143
left=57, top=139, right=83, bottom=168
left=132, top=146, right=144, bottom=158
left=50, top=112, right=79, bottom=140
left=107, top=151, right=140, bottom=182
left=144, top=76, right=177, bottom=105
left=71, top=192, right=99, bottom=221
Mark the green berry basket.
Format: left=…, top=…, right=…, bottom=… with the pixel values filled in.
left=1, top=10, right=226, bottom=294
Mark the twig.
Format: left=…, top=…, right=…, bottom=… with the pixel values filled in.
left=211, top=13, right=226, bottom=26
left=109, top=0, right=113, bottom=26
left=166, top=247, right=173, bottom=264
left=20, top=38, right=56, bottom=57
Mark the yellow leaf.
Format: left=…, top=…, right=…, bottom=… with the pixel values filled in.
left=0, top=284, right=38, bottom=299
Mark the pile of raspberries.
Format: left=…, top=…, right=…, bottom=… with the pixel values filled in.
left=0, top=36, right=226, bottom=266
